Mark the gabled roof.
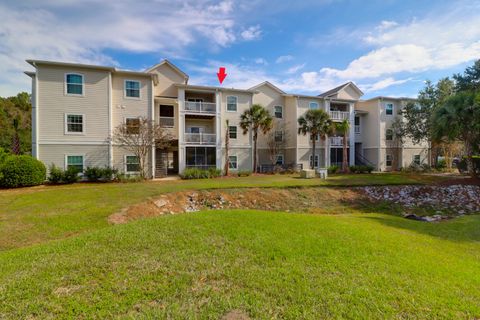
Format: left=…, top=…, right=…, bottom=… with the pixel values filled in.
left=318, top=81, right=363, bottom=98
left=249, top=81, right=286, bottom=94
left=145, top=59, right=189, bottom=82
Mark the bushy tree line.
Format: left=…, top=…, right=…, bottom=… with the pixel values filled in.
left=0, top=92, right=31, bottom=154
left=403, top=60, right=480, bottom=177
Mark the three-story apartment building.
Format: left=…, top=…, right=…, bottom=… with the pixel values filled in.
left=25, top=59, right=429, bottom=178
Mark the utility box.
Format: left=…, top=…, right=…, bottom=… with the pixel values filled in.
left=300, top=169, right=315, bottom=179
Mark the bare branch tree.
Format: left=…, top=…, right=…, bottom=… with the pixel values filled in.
left=111, top=117, right=171, bottom=179
left=266, top=121, right=288, bottom=168
left=388, top=117, right=406, bottom=170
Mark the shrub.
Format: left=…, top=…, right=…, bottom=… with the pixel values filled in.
left=327, top=165, right=339, bottom=174
left=115, top=173, right=143, bottom=183
left=63, top=167, right=81, bottom=184
left=0, top=155, right=46, bottom=188
left=181, top=168, right=222, bottom=179
left=84, top=166, right=118, bottom=182
left=349, top=165, right=374, bottom=174
left=435, top=159, right=446, bottom=170
left=457, top=156, right=480, bottom=174
left=237, top=170, right=252, bottom=177
left=48, top=164, right=64, bottom=184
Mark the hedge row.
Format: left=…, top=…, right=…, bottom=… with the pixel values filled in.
left=0, top=149, right=46, bottom=188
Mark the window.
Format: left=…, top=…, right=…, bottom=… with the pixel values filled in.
left=386, top=129, right=393, bottom=141
left=274, top=105, right=283, bottom=118
left=66, top=155, right=84, bottom=172
left=126, top=155, right=140, bottom=172
left=227, top=96, right=237, bottom=112
left=125, top=80, right=140, bottom=98
left=228, top=126, right=237, bottom=139
left=189, top=127, right=202, bottom=134
left=309, top=155, right=319, bottom=168
left=187, top=98, right=203, bottom=102
left=413, top=154, right=421, bottom=165
left=310, top=133, right=319, bottom=141
left=159, top=105, right=174, bottom=128
left=354, top=116, right=360, bottom=134
left=65, top=73, right=83, bottom=95
left=275, top=130, right=283, bottom=142
left=275, top=154, right=284, bottom=166
left=126, top=118, right=140, bottom=134
left=386, top=103, right=394, bottom=115
left=228, top=155, right=238, bottom=169
left=386, top=154, right=392, bottom=167
left=65, top=114, right=84, bottom=134
left=309, top=102, right=319, bottom=110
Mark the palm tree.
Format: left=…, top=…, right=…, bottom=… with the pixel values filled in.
left=335, top=119, right=350, bottom=173
left=298, top=109, right=333, bottom=170
left=240, top=104, right=273, bottom=173
left=432, top=91, right=480, bottom=177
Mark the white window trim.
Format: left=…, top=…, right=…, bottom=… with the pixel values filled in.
left=309, top=154, right=319, bottom=168
left=275, top=130, right=284, bottom=142
left=226, top=95, right=238, bottom=112
left=228, top=125, right=237, bottom=140
left=64, top=154, right=86, bottom=172
left=274, top=105, right=283, bottom=119
left=355, top=116, right=361, bottom=135
left=309, top=101, right=319, bottom=110
left=124, top=79, right=141, bottom=100
left=386, top=154, right=393, bottom=167
left=386, top=103, right=394, bottom=116
left=124, top=155, right=141, bottom=173
left=64, top=113, right=85, bottom=135
left=228, top=154, right=238, bottom=170
left=64, top=73, right=84, bottom=97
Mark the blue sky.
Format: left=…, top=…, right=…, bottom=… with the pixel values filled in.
left=1, top=0, right=480, bottom=98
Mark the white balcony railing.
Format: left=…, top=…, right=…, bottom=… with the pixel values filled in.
left=159, top=117, right=174, bottom=128
left=185, top=101, right=216, bottom=114
left=184, top=133, right=216, bottom=145
left=329, top=110, right=350, bottom=121
left=329, top=136, right=347, bottom=146
left=355, top=125, right=360, bottom=134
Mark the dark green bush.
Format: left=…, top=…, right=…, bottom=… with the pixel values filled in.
left=457, top=156, right=480, bottom=173
left=0, top=155, right=46, bottom=188
left=48, top=164, right=64, bottom=184
left=181, top=168, right=222, bottom=179
left=327, top=165, right=339, bottom=174
left=349, top=165, right=374, bottom=174
left=84, top=166, right=118, bottom=182
left=63, top=167, right=80, bottom=184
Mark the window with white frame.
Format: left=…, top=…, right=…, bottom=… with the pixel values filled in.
left=386, top=129, right=393, bottom=141
left=228, top=126, right=237, bottom=139
left=386, top=103, right=394, bottom=115
left=125, top=155, right=140, bottom=172
left=309, top=101, right=319, bottom=110
left=275, top=130, right=283, bottom=142
left=275, top=154, right=284, bottom=166
left=65, top=73, right=83, bottom=95
left=274, top=105, right=283, bottom=118
left=125, top=80, right=140, bottom=98
left=126, top=118, right=140, bottom=134
left=386, top=154, right=393, bottom=167
left=228, top=155, right=238, bottom=169
left=354, top=116, right=360, bottom=134
left=309, top=154, right=319, bottom=168
left=227, top=96, right=237, bottom=112
left=66, top=155, right=84, bottom=172
left=413, top=154, right=421, bottom=165
left=65, top=114, right=84, bottom=134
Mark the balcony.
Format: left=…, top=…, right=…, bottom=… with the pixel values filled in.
left=185, top=101, right=216, bottom=114
left=184, top=133, right=216, bottom=145
left=329, top=110, right=350, bottom=121
left=329, top=136, right=348, bottom=147
left=159, top=117, right=174, bottom=128
left=354, top=125, right=360, bottom=134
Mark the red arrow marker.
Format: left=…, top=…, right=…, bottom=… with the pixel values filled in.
left=217, top=67, right=227, bottom=84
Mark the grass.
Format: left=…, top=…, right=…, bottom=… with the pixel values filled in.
left=0, top=173, right=439, bottom=251
left=1, top=210, right=479, bottom=319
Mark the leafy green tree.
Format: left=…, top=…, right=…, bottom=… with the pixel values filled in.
left=335, top=119, right=350, bottom=173
left=298, top=109, right=333, bottom=170
left=454, top=59, right=480, bottom=92
left=0, top=92, right=32, bottom=154
left=432, top=91, right=480, bottom=176
left=240, top=104, right=273, bottom=173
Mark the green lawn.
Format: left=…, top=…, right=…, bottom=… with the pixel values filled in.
left=0, top=173, right=437, bottom=250
left=1, top=210, right=479, bottom=319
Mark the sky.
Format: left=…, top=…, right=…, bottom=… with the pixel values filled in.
left=1, top=0, right=480, bottom=98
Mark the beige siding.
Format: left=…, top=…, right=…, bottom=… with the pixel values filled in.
left=221, top=147, right=252, bottom=171
left=39, top=144, right=109, bottom=172
left=297, top=97, right=327, bottom=149
left=111, top=74, right=151, bottom=128
left=150, top=63, right=185, bottom=97
left=37, top=65, right=110, bottom=143
left=220, top=91, right=252, bottom=148
left=112, top=146, right=152, bottom=176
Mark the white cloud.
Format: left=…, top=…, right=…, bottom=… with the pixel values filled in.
left=360, top=77, right=412, bottom=93
left=240, top=25, right=262, bottom=41
left=275, top=55, right=294, bottom=63
left=254, top=58, right=268, bottom=65
left=285, top=63, right=306, bottom=74
left=375, top=20, right=398, bottom=31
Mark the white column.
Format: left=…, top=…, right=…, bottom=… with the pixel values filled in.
left=150, top=79, right=155, bottom=178
left=349, top=103, right=355, bottom=166
left=31, top=75, right=38, bottom=159
left=178, top=88, right=186, bottom=173
left=215, top=91, right=222, bottom=170
left=325, top=135, right=330, bottom=167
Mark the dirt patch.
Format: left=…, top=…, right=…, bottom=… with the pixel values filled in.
left=108, top=187, right=366, bottom=224
left=221, top=310, right=251, bottom=320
